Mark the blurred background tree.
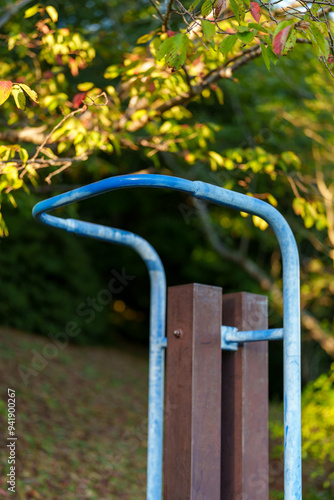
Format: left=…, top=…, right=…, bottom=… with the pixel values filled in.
left=0, top=1, right=333, bottom=496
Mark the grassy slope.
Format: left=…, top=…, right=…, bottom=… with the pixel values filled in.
left=0, top=327, right=148, bottom=499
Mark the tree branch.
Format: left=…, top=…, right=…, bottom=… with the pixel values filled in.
left=149, top=0, right=164, bottom=22
left=163, top=0, right=175, bottom=31
left=0, top=0, right=35, bottom=29
left=0, top=125, right=48, bottom=145
left=155, top=45, right=262, bottom=114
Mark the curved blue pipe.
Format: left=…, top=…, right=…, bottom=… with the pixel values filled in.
left=35, top=213, right=167, bottom=500
left=33, top=174, right=301, bottom=500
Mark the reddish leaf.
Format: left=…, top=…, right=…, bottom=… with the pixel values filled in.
left=148, top=82, right=156, bottom=93
left=250, top=2, right=261, bottom=23
left=56, top=54, right=63, bottom=66
left=328, top=55, right=334, bottom=65
left=167, top=30, right=175, bottom=38
left=0, top=80, right=12, bottom=106
left=78, top=60, right=87, bottom=70
left=72, top=92, right=86, bottom=109
left=273, top=25, right=292, bottom=56
left=43, top=70, right=53, bottom=79
left=69, top=58, right=79, bottom=77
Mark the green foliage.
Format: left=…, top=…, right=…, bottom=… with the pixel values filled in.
left=157, top=33, right=190, bottom=70
left=201, top=19, right=216, bottom=42
left=201, top=0, right=217, bottom=17
left=270, top=366, right=334, bottom=495
left=0, top=194, right=108, bottom=344
left=219, top=34, right=238, bottom=55
left=302, top=363, right=334, bottom=468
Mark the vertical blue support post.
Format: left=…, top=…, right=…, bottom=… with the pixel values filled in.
left=31, top=213, right=167, bottom=500
left=193, top=181, right=301, bottom=499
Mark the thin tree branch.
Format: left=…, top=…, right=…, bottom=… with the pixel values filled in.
left=31, top=107, right=86, bottom=161
left=322, top=55, right=334, bottom=79
left=0, top=125, right=47, bottom=145
left=149, top=0, right=164, bottom=22
left=155, top=45, right=262, bottom=114
left=0, top=0, right=35, bottom=29
left=31, top=92, right=107, bottom=161
left=163, top=0, right=175, bottom=31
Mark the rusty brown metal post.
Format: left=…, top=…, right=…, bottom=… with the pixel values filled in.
left=164, top=283, right=222, bottom=500
left=221, top=292, right=269, bottom=499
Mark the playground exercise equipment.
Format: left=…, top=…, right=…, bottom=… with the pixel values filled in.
left=33, top=174, right=301, bottom=499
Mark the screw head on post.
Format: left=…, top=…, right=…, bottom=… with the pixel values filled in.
left=173, top=329, right=183, bottom=339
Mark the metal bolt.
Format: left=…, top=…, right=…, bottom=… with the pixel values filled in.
left=173, top=329, right=183, bottom=339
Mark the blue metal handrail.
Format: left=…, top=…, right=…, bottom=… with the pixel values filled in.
left=33, top=174, right=301, bottom=500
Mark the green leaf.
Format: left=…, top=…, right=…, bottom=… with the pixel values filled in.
left=104, top=64, right=121, bottom=79
left=310, top=3, right=319, bottom=16
left=46, top=5, right=58, bottom=22
left=201, top=20, right=216, bottom=42
left=239, top=0, right=246, bottom=21
left=157, top=34, right=190, bottom=70
left=309, top=22, right=329, bottom=57
left=237, top=25, right=250, bottom=33
left=137, top=31, right=156, bottom=44
left=18, top=84, right=39, bottom=103
left=261, top=45, right=271, bottom=71
left=24, top=4, right=40, bottom=18
left=189, top=0, right=201, bottom=11
left=167, top=34, right=190, bottom=69
left=219, top=34, right=238, bottom=55
left=202, top=0, right=216, bottom=17
left=248, top=23, right=269, bottom=33
left=0, top=81, right=13, bottom=106
left=156, top=37, right=174, bottom=61
left=11, top=86, right=26, bottom=110
left=267, top=47, right=278, bottom=65
left=283, top=29, right=297, bottom=55
left=230, top=0, right=240, bottom=23
left=237, top=31, right=255, bottom=44
left=19, top=148, right=29, bottom=164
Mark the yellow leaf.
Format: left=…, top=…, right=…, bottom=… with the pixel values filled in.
left=11, top=86, right=26, bottom=110
left=24, top=4, right=40, bottom=18
left=19, top=148, right=29, bottom=163
left=208, top=151, right=224, bottom=167
left=18, top=83, right=39, bottom=103
left=77, top=82, right=94, bottom=91
left=267, top=193, right=278, bottom=207
left=252, top=215, right=268, bottom=231
left=46, top=5, right=58, bottom=22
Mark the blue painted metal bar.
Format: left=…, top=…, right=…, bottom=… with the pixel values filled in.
left=33, top=174, right=301, bottom=500
left=221, top=326, right=238, bottom=351
left=32, top=213, right=167, bottom=500
left=224, top=327, right=284, bottom=343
